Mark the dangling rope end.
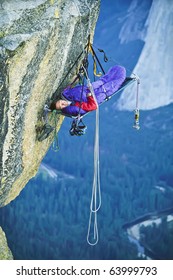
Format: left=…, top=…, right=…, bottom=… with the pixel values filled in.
left=87, top=212, right=99, bottom=246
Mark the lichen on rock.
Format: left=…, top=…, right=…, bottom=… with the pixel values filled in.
left=0, top=0, right=100, bottom=207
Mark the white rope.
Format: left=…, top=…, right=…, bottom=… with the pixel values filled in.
left=135, top=76, right=140, bottom=109
left=83, top=66, right=101, bottom=246
left=69, top=0, right=101, bottom=243
left=90, top=105, right=101, bottom=213
left=87, top=208, right=99, bottom=246
left=86, top=107, right=101, bottom=246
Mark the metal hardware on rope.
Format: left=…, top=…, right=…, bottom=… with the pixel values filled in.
left=69, top=117, right=87, bottom=136
left=133, top=78, right=140, bottom=130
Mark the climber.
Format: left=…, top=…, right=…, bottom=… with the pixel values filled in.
left=49, top=91, right=98, bottom=112
left=37, top=64, right=126, bottom=141
left=50, top=64, right=126, bottom=117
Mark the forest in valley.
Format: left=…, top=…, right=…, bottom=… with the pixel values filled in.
left=139, top=217, right=173, bottom=260
left=0, top=103, right=173, bottom=260
left=0, top=0, right=172, bottom=261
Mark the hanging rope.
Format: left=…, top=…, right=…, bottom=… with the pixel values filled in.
left=87, top=106, right=101, bottom=245
left=82, top=66, right=101, bottom=246
left=77, top=38, right=90, bottom=116
left=93, top=43, right=138, bottom=77
left=89, top=43, right=106, bottom=75
left=135, top=76, right=140, bottom=109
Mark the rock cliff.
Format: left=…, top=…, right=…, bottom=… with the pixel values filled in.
left=0, top=227, right=13, bottom=259
left=116, top=0, right=173, bottom=110
left=0, top=0, right=100, bottom=207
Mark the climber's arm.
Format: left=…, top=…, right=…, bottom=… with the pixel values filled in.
left=74, top=93, right=98, bottom=112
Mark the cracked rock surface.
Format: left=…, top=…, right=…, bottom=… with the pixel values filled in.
left=0, top=0, right=100, bottom=207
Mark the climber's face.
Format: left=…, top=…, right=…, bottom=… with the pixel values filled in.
left=55, top=100, right=69, bottom=110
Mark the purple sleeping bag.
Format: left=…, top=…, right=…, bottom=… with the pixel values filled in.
left=62, top=65, right=126, bottom=116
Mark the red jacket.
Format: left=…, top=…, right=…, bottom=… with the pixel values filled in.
left=73, top=95, right=98, bottom=112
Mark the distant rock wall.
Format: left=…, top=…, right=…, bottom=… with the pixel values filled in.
left=116, top=0, right=173, bottom=110
left=0, top=227, right=13, bottom=259
left=0, top=0, right=100, bottom=206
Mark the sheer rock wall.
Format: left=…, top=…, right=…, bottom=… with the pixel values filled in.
left=0, top=0, right=100, bottom=207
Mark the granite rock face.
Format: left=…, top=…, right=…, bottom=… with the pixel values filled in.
left=0, top=227, right=13, bottom=259
left=0, top=0, right=100, bottom=206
